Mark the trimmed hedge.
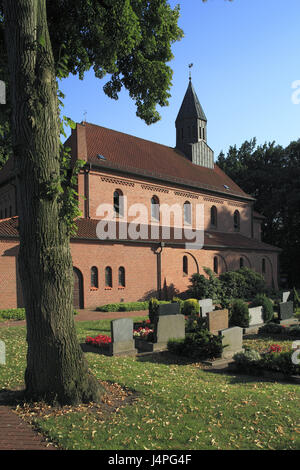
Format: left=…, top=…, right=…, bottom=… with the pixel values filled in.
left=258, top=322, right=300, bottom=339
left=229, top=299, right=250, bottom=328
left=96, top=301, right=149, bottom=312
left=0, top=308, right=26, bottom=321
left=0, top=308, right=78, bottom=321
left=182, top=298, right=199, bottom=316
left=233, top=348, right=300, bottom=377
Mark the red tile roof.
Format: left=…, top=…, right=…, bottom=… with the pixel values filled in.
left=0, top=217, right=280, bottom=252
left=81, top=123, right=253, bottom=200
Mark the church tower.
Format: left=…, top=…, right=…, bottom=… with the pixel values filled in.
left=175, top=78, right=214, bottom=169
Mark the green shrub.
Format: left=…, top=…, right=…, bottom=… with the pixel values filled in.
left=167, top=329, right=223, bottom=360
left=233, top=349, right=261, bottom=370
left=188, top=268, right=222, bottom=302
left=229, top=299, right=250, bottom=328
left=185, top=314, right=207, bottom=333
left=96, top=301, right=149, bottom=312
left=258, top=322, right=285, bottom=335
left=219, top=271, right=247, bottom=299
left=237, top=267, right=266, bottom=298
left=188, top=273, right=211, bottom=300
left=182, top=298, right=200, bottom=316
left=233, top=349, right=300, bottom=376
left=148, top=298, right=170, bottom=324
left=0, top=308, right=26, bottom=321
left=249, top=294, right=274, bottom=323
left=260, top=351, right=300, bottom=376
left=292, top=287, right=300, bottom=311
left=258, top=322, right=300, bottom=339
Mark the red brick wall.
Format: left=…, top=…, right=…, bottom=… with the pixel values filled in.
left=85, top=170, right=253, bottom=237
left=0, top=237, right=278, bottom=310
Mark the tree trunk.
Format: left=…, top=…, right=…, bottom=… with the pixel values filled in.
left=3, top=0, right=103, bottom=405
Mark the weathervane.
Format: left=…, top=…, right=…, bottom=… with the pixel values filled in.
left=83, top=110, right=87, bottom=123
left=188, top=63, right=193, bottom=81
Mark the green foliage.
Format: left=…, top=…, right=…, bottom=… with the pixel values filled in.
left=0, top=308, right=25, bottom=321
left=96, top=301, right=149, bottom=313
left=0, top=308, right=78, bottom=320
left=185, top=314, right=207, bottom=333
left=292, top=287, right=300, bottom=311
left=229, top=299, right=250, bottom=328
left=188, top=273, right=211, bottom=300
left=217, top=137, right=300, bottom=287
left=45, top=0, right=184, bottom=125
left=233, top=348, right=261, bottom=368
left=148, top=298, right=170, bottom=324
left=249, top=294, right=274, bottom=323
left=188, top=267, right=222, bottom=302
left=237, top=267, right=266, bottom=298
left=182, top=298, right=200, bottom=316
left=258, top=322, right=300, bottom=339
left=233, top=348, right=300, bottom=376
left=167, top=329, right=223, bottom=360
left=219, top=271, right=247, bottom=300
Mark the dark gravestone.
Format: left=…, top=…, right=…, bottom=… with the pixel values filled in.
left=279, top=301, right=294, bottom=321
left=158, top=303, right=180, bottom=316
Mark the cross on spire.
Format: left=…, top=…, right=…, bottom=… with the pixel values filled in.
left=188, top=63, right=193, bottom=81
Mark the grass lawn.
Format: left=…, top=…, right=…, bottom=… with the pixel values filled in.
left=0, top=319, right=299, bottom=450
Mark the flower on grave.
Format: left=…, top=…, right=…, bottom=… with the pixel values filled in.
left=268, top=344, right=282, bottom=353
left=85, top=334, right=112, bottom=347
left=133, top=326, right=154, bottom=339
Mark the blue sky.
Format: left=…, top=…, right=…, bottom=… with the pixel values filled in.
left=60, top=0, right=300, bottom=157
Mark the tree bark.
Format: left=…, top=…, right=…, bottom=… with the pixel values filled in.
left=3, top=0, right=103, bottom=405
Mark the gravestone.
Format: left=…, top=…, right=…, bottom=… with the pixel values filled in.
left=282, top=291, right=290, bottom=303
left=219, top=327, right=243, bottom=359
left=110, top=318, right=137, bottom=356
left=158, top=303, right=181, bottom=316
left=248, top=306, right=264, bottom=327
left=207, top=309, right=228, bottom=335
left=279, top=301, right=294, bottom=321
left=0, top=340, right=5, bottom=365
left=135, top=311, right=185, bottom=353
left=199, top=299, right=214, bottom=318
left=155, top=314, right=185, bottom=344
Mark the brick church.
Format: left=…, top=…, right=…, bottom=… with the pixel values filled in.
left=0, top=79, right=280, bottom=309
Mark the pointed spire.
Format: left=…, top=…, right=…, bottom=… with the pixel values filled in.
left=175, top=80, right=207, bottom=124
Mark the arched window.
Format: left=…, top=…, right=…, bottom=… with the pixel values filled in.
left=234, top=210, right=240, bottom=231
left=105, top=266, right=112, bottom=288
left=113, top=189, right=124, bottom=216
left=213, top=256, right=218, bottom=274
left=118, top=267, right=125, bottom=287
left=91, top=266, right=98, bottom=288
left=184, top=201, right=192, bottom=225
left=151, top=195, right=160, bottom=221
left=262, top=258, right=266, bottom=274
left=210, top=206, right=217, bottom=228
left=240, top=257, right=244, bottom=269
left=183, top=255, right=188, bottom=275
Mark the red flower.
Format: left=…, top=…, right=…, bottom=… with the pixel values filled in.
left=86, top=334, right=111, bottom=347
left=268, top=344, right=282, bottom=353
